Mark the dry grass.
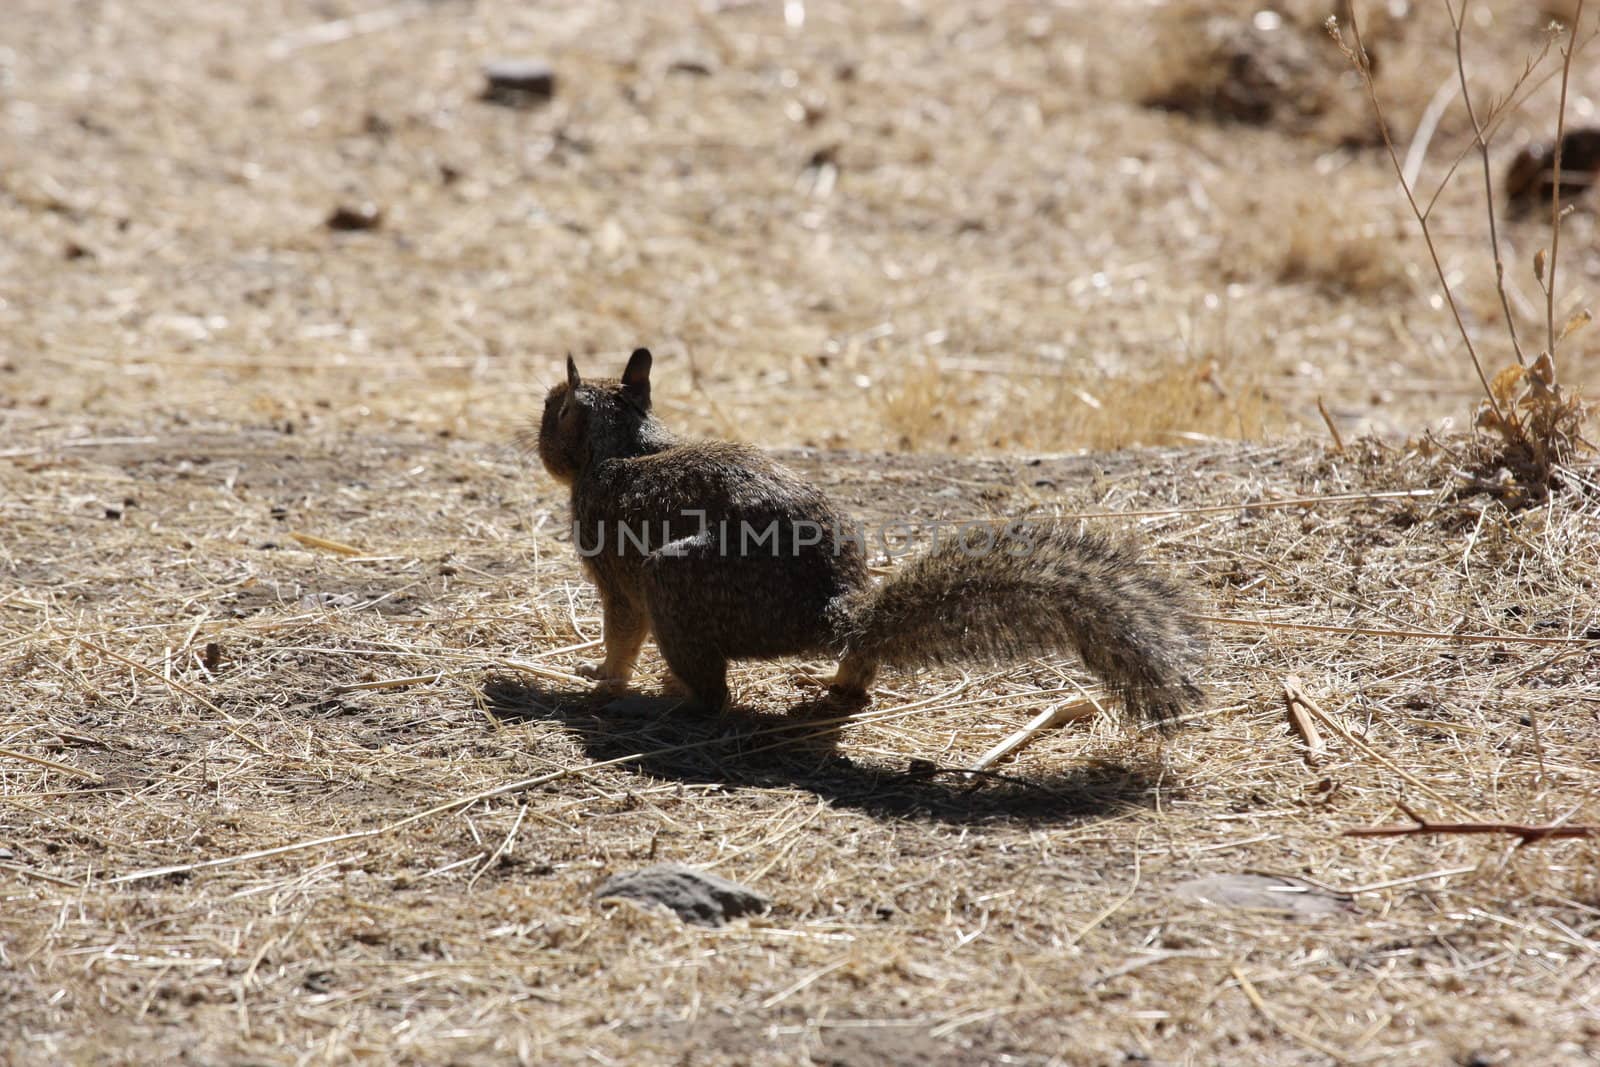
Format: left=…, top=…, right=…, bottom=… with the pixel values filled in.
left=1052, top=352, right=1280, bottom=451
left=4, top=0, right=1600, bottom=1064
left=1127, top=0, right=1364, bottom=133
left=1262, top=177, right=1416, bottom=297
left=3, top=428, right=1600, bottom=1066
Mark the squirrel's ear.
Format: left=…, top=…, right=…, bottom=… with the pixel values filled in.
left=621, top=347, right=652, bottom=406
left=566, top=354, right=582, bottom=392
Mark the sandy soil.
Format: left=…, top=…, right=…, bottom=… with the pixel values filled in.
left=3, top=1, right=1599, bottom=1064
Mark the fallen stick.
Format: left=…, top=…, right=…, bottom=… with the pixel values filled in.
left=1198, top=616, right=1595, bottom=646
left=967, top=700, right=1096, bottom=774
left=289, top=531, right=367, bottom=556
left=1281, top=675, right=1326, bottom=765
left=1345, top=802, right=1598, bottom=845
left=1345, top=821, right=1597, bottom=843
left=332, top=672, right=445, bottom=694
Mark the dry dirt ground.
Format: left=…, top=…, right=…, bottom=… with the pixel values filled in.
left=3, top=1, right=1600, bottom=1065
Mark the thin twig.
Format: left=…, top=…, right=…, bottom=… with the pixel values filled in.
left=966, top=700, right=1096, bottom=774
left=1286, top=694, right=1475, bottom=818
left=1315, top=396, right=1345, bottom=453
left=0, top=860, right=83, bottom=888
left=1548, top=0, right=1584, bottom=358
left=1401, top=73, right=1458, bottom=190
left=1447, top=0, right=1526, bottom=366
left=1197, top=615, right=1594, bottom=646
left=289, top=531, right=367, bottom=557
left=0, top=746, right=104, bottom=783
left=903, top=489, right=1438, bottom=526
left=1345, top=811, right=1597, bottom=845
left=1332, top=9, right=1506, bottom=425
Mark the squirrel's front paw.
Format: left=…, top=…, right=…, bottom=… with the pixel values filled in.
left=576, top=662, right=630, bottom=694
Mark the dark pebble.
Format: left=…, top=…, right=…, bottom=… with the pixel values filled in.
left=326, top=203, right=383, bottom=231
left=481, top=59, right=556, bottom=106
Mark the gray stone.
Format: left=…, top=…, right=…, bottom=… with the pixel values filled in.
left=1172, top=874, right=1353, bottom=917
left=595, top=864, right=769, bottom=926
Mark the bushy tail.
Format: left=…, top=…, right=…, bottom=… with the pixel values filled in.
left=837, top=523, right=1206, bottom=729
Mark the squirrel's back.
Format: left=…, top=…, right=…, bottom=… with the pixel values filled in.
left=575, top=440, right=872, bottom=661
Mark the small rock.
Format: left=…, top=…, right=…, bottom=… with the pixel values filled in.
left=326, top=202, right=383, bottom=231
left=668, top=54, right=715, bottom=77
left=300, top=591, right=360, bottom=611
left=1172, top=874, right=1352, bottom=917
left=481, top=59, right=556, bottom=106
left=594, top=864, right=769, bottom=927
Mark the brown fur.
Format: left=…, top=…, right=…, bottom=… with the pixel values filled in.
left=1505, top=129, right=1600, bottom=216
left=533, top=349, right=1206, bottom=728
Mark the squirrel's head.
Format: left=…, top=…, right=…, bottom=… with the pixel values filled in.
left=536, top=348, right=655, bottom=484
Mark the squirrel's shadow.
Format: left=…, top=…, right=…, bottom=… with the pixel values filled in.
left=481, top=676, right=1162, bottom=825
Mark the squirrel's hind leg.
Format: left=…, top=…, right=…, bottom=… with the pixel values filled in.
left=652, top=617, right=730, bottom=711
left=825, top=652, right=878, bottom=702
left=646, top=585, right=729, bottom=710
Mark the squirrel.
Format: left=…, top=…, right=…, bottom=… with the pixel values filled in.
left=1504, top=129, right=1600, bottom=216
left=533, top=348, right=1206, bottom=728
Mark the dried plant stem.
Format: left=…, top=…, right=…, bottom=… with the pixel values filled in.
left=0, top=746, right=104, bottom=783
left=994, top=489, right=1434, bottom=525
left=1346, top=804, right=1597, bottom=845
left=1401, top=74, right=1457, bottom=189
left=1447, top=0, right=1525, bottom=366
left=1548, top=0, right=1584, bottom=356
left=1196, top=615, right=1594, bottom=646
left=1315, top=396, right=1345, bottom=452
left=1335, top=8, right=1506, bottom=427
